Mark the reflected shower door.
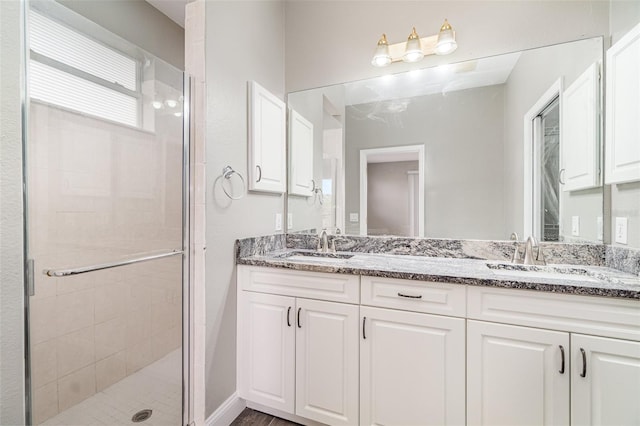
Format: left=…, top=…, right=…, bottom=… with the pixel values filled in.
left=24, top=2, right=188, bottom=425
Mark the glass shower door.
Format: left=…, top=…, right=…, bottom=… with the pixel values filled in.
left=24, top=2, right=188, bottom=425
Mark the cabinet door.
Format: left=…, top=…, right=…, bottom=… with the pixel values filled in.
left=561, top=62, right=600, bottom=191
left=289, top=108, right=314, bottom=197
left=248, top=81, right=286, bottom=193
left=571, top=334, right=640, bottom=426
left=360, top=306, right=465, bottom=426
left=238, top=291, right=295, bottom=413
left=467, top=320, right=569, bottom=426
left=295, top=299, right=359, bottom=426
left=605, top=22, right=640, bottom=184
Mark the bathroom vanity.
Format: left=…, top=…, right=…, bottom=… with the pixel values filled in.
left=236, top=237, right=640, bottom=426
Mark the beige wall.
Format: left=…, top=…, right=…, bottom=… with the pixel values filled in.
left=57, top=0, right=185, bottom=70
left=0, top=0, right=26, bottom=423
left=609, top=1, right=640, bottom=248
left=204, top=0, right=286, bottom=417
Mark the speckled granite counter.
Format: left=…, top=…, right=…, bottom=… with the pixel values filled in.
left=237, top=248, right=640, bottom=300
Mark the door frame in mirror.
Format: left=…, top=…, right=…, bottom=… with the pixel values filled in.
left=359, top=145, right=425, bottom=237
left=524, top=78, right=563, bottom=240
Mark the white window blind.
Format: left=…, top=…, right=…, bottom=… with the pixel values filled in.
left=29, top=10, right=140, bottom=127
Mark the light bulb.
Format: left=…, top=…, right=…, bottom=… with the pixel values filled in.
left=402, top=27, right=424, bottom=63
left=371, top=34, right=392, bottom=67
left=165, top=99, right=178, bottom=108
left=174, top=112, right=182, bottom=117
left=152, top=101, right=163, bottom=109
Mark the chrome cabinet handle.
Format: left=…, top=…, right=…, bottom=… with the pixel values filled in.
left=362, top=317, right=367, bottom=340
left=559, top=345, right=565, bottom=374
left=256, top=165, right=262, bottom=182
left=309, top=179, right=316, bottom=191
left=559, top=168, right=566, bottom=185
left=287, top=306, right=291, bottom=327
left=397, top=292, right=422, bottom=299
left=580, top=348, right=587, bottom=378
left=297, top=307, right=302, bottom=328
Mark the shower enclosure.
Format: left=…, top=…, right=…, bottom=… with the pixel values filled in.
left=23, top=2, right=190, bottom=424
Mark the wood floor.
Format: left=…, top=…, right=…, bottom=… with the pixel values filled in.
left=230, top=408, right=301, bottom=426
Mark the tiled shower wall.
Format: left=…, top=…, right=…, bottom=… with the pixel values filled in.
left=28, top=102, right=183, bottom=424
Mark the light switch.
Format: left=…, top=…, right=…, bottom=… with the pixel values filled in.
left=350, top=213, right=359, bottom=223
left=287, top=213, right=293, bottom=230
left=615, top=217, right=628, bottom=244
left=571, top=216, right=580, bottom=236
left=275, top=213, right=282, bottom=231
left=597, top=216, right=603, bottom=241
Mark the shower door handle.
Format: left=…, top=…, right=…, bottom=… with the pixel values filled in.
left=43, top=249, right=183, bottom=277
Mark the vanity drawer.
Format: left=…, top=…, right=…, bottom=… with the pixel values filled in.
left=467, top=286, right=640, bottom=342
left=238, top=265, right=360, bottom=304
left=361, top=276, right=466, bottom=317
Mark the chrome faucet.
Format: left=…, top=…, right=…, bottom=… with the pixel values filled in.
left=318, top=229, right=329, bottom=253
left=523, top=236, right=546, bottom=266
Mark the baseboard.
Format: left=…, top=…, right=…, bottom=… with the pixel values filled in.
left=205, top=392, right=246, bottom=426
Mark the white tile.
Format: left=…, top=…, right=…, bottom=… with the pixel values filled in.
left=57, top=326, right=95, bottom=378
left=95, top=317, right=126, bottom=361
left=94, top=282, right=125, bottom=324
left=125, top=339, right=153, bottom=375
left=30, top=296, right=58, bottom=345
left=95, top=352, right=126, bottom=392
left=151, top=326, right=181, bottom=361
left=57, top=364, right=96, bottom=412
left=31, top=339, right=57, bottom=389
left=32, top=381, right=58, bottom=425
left=56, top=289, right=94, bottom=336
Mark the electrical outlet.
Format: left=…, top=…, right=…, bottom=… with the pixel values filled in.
left=615, top=217, right=628, bottom=244
left=287, top=213, right=293, bottom=230
left=350, top=213, right=359, bottom=223
left=275, top=213, right=282, bottom=231
left=571, top=216, right=580, bottom=236
left=597, top=216, right=603, bottom=241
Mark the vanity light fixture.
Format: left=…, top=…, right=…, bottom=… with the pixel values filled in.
left=371, top=19, right=457, bottom=67
left=165, top=99, right=178, bottom=108
left=151, top=100, right=163, bottom=109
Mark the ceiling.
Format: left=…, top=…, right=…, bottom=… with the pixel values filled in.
left=145, top=0, right=188, bottom=28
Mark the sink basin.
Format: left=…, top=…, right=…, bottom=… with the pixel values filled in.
left=485, top=263, right=600, bottom=283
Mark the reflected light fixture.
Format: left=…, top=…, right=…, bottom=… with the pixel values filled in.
left=435, top=19, right=457, bottom=55
left=151, top=100, right=163, bottom=109
left=371, top=19, right=457, bottom=67
left=165, top=99, right=178, bottom=108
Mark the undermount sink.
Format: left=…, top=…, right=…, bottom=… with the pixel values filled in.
left=277, top=251, right=354, bottom=262
left=485, top=263, right=599, bottom=283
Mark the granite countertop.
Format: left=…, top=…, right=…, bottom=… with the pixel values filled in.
left=237, top=249, right=640, bottom=300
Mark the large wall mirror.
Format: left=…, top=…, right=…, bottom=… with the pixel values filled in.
left=287, top=37, right=606, bottom=244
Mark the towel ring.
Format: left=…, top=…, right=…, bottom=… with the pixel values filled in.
left=221, top=166, right=246, bottom=200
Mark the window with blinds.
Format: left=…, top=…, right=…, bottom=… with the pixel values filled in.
left=29, top=10, right=140, bottom=127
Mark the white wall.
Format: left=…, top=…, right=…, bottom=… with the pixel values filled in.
left=609, top=1, right=640, bottom=248
left=285, top=1, right=610, bottom=93
left=0, top=0, right=26, bottom=423
left=204, top=0, right=285, bottom=417
left=502, top=38, right=603, bottom=241
left=345, top=85, right=506, bottom=239
left=57, top=0, right=185, bottom=70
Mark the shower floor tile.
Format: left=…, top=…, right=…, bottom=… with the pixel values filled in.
left=40, top=349, right=182, bottom=426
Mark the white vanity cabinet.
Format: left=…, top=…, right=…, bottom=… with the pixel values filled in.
left=467, top=286, right=640, bottom=426
left=571, top=334, right=640, bottom=426
left=467, top=321, right=570, bottom=425
left=359, top=276, right=466, bottom=426
left=237, top=266, right=360, bottom=426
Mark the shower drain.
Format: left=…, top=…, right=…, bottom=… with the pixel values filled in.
left=131, top=409, right=153, bottom=423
